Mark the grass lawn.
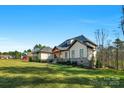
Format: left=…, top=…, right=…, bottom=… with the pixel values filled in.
left=0, top=59, right=124, bottom=88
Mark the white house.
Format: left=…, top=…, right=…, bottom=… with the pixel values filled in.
left=52, top=35, right=97, bottom=67
left=32, top=47, right=53, bottom=61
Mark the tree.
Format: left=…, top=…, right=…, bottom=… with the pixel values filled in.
left=95, top=29, right=108, bottom=68
left=34, top=44, right=39, bottom=49
left=14, top=51, right=21, bottom=59
left=22, top=49, right=32, bottom=56
left=113, top=38, right=124, bottom=70
left=27, top=49, right=31, bottom=52
left=33, top=44, right=46, bottom=49
left=121, top=6, right=124, bottom=35
left=0, top=52, right=2, bottom=55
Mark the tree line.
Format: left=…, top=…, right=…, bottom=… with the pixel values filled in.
left=0, top=44, right=46, bottom=59
left=94, top=29, right=124, bottom=70
left=93, top=6, right=124, bottom=70
left=0, top=51, right=22, bottom=59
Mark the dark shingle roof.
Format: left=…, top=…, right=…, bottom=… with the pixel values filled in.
left=40, top=47, right=52, bottom=53
left=56, top=46, right=69, bottom=51
left=58, top=35, right=96, bottom=48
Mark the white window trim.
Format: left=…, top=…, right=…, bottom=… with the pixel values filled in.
left=71, top=50, right=75, bottom=58
left=80, top=49, right=84, bottom=58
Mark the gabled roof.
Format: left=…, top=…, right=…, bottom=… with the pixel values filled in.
left=40, top=47, right=52, bottom=53
left=32, top=47, right=52, bottom=53
left=53, top=46, right=69, bottom=51
left=57, top=35, right=97, bottom=50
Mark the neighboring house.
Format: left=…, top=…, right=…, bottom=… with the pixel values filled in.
left=0, top=55, right=14, bottom=59
left=52, top=35, right=97, bottom=67
left=32, top=47, right=53, bottom=61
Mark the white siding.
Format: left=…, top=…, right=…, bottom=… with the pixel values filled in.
left=58, top=41, right=97, bottom=61
left=69, top=41, right=87, bottom=58
left=93, top=50, right=97, bottom=61
left=60, top=51, right=69, bottom=59
left=39, top=53, right=53, bottom=60
left=87, top=48, right=93, bottom=60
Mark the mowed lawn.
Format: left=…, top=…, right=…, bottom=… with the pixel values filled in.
left=0, top=59, right=124, bottom=88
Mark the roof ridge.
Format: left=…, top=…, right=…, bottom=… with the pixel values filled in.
left=58, top=34, right=97, bottom=47
left=69, top=34, right=84, bottom=40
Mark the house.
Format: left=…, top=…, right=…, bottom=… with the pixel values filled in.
left=52, top=35, right=97, bottom=67
left=32, top=47, right=53, bottom=61
left=0, top=55, right=14, bottom=59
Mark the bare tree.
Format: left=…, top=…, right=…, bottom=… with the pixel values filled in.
left=95, top=29, right=108, bottom=68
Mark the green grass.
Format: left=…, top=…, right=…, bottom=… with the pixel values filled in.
left=0, top=59, right=124, bottom=88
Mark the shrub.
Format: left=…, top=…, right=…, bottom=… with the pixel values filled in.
left=37, top=59, right=41, bottom=62
left=41, top=60, right=48, bottom=63
left=66, top=61, right=72, bottom=65
left=72, top=61, right=77, bottom=66
left=57, top=61, right=72, bottom=65
left=61, top=61, right=65, bottom=65
left=79, top=64, right=84, bottom=68
left=90, top=56, right=96, bottom=68
left=47, top=59, right=53, bottom=63
left=29, top=57, right=33, bottom=62
left=96, top=60, right=102, bottom=68
left=33, top=56, right=41, bottom=62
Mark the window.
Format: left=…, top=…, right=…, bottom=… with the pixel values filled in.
left=71, top=50, right=75, bottom=58
left=80, top=49, right=84, bottom=58
left=65, top=52, right=68, bottom=59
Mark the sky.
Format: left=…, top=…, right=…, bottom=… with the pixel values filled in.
left=0, top=5, right=123, bottom=52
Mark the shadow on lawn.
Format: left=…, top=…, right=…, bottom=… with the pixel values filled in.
left=0, top=65, right=124, bottom=76
left=0, top=66, right=57, bottom=74
left=0, top=65, right=123, bottom=88
left=52, top=64, right=124, bottom=76
left=0, top=75, right=123, bottom=88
